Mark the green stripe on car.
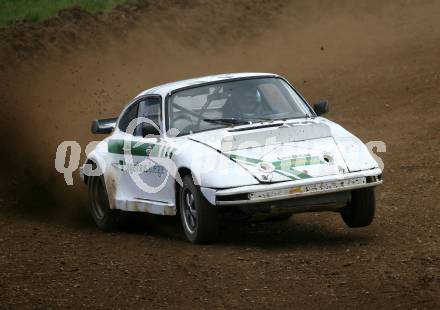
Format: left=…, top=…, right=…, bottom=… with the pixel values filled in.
left=107, top=139, right=175, bottom=158
left=227, top=153, right=320, bottom=180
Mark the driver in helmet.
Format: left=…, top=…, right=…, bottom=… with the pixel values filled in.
left=223, top=84, right=261, bottom=119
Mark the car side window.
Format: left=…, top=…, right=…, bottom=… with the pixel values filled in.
left=118, top=102, right=139, bottom=133
left=136, top=96, right=161, bottom=136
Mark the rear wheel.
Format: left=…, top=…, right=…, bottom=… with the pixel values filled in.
left=88, top=176, right=123, bottom=231
left=179, top=175, right=219, bottom=244
left=341, top=187, right=376, bottom=228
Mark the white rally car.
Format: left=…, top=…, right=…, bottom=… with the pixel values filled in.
left=80, top=73, right=382, bottom=244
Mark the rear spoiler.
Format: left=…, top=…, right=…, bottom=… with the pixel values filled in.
left=91, top=117, right=118, bottom=134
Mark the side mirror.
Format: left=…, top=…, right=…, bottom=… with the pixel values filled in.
left=91, top=117, right=117, bottom=134
left=141, top=122, right=160, bottom=137
left=313, top=100, right=329, bottom=116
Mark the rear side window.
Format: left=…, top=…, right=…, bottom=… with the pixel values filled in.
left=138, top=97, right=161, bottom=128
left=118, top=103, right=139, bottom=133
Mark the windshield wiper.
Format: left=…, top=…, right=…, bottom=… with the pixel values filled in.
left=203, top=118, right=252, bottom=125
left=244, top=117, right=275, bottom=122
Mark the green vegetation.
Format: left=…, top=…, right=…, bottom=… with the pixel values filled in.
left=0, top=0, right=129, bottom=27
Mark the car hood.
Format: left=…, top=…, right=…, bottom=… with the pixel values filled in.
left=188, top=118, right=379, bottom=183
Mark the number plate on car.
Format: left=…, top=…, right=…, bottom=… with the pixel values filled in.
left=248, top=177, right=367, bottom=200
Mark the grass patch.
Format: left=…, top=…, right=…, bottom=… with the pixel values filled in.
left=0, top=0, right=129, bottom=27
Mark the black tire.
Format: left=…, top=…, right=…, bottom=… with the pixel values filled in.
left=341, top=187, right=376, bottom=228
left=179, top=175, right=219, bottom=244
left=88, top=175, right=123, bottom=231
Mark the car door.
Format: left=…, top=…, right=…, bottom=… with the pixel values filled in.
left=106, top=95, right=176, bottom=212
left=125, top=96, right=176, bottom=207
left=105, top=99, right=140, bottom=209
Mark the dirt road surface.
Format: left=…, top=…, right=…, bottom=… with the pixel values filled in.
left=0, top=1, right=439, bottom=309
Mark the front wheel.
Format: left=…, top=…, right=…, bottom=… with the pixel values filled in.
left=179, top=175, right=219, bottom=244
left=341, top=187, right=376, bottom=228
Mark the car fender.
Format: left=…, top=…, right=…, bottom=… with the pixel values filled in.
left=322, top=118, right=380, bottom=172
left=81, top=139, right=125, bottom=209
left=80, top=140, right=110, bottom=181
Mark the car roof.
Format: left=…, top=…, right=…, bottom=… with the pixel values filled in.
left=136, top=72, right=279, bottom=97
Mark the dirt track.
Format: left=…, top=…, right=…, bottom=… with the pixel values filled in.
left=0, top=0, right=439, bottom=308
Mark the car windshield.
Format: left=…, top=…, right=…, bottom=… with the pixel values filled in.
left=167, top=77, right=312, bottom=136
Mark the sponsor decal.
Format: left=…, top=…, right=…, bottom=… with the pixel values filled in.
left=112, top=160, right=166, bottom=178
left=248, top=177, right=366, bottom=200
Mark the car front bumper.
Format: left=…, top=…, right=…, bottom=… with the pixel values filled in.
left=200, top=168, right=382, bottom=206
